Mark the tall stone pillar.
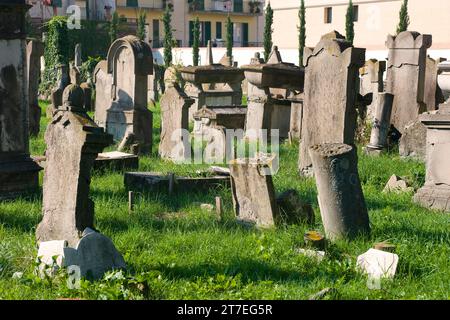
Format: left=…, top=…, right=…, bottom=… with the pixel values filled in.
left=0, top=0, right=41, bottom=198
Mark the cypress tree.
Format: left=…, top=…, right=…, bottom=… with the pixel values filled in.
left=137, top=10, right=147, bottom=41
left=226, top=15, right=233, bottom=59
left=345, top=0, right=355, bottom=44
left=192, top=17, right=200, bottom=66
left=298, top=0, right=306, bottom=67
left=109, top=11, right=119, bottom=44
left=163, top=6, right=173, bottom=67
left=396, top=0, right=410, bottom=34
left=263, top=2, right=274, bottom=62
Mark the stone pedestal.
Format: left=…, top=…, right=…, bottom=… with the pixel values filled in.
left=309, top=143, right=370, bottom=240
left=366, top=93, right=394, bottom=154
left=36, top=85, right=113, bottom=247
left=414, top=103, right=450, bottom=212
left=0, top=0, right=42, bottom=199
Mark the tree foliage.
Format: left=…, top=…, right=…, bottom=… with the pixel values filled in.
left=137, top=10, right=147, bottom=41
left=192, top=17, right=200, bottom=66
left=226, top=15, right=233, bottom=59
left=345, top=0, right=355, bottom=44
left=263, top=2, right=274, bottom=62
left=298, top=0, right=306, bottom=67
left=396, top=0, right=410, bottom=34
left=163, top=6, right=174, bottom=67
left=109, top=11, right=119, bottom=44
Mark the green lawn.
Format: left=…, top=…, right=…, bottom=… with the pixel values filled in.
left=0, top=101, right=448, bottom=300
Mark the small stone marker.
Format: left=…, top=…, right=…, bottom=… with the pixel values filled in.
left=399, top=120, right=427, bottom=161
left=383, top=174, right=413, bottom=193
left=276, top=189, right=315, bottom=225
left=128, top=191, right=135, bottom=214
left=296, top=248, right=325, bottom=262
left=309, top=143, right=370, bottom=240
left=200, top=203, right=214, bottom=212
left=365, top=93, right=394, bottom=155
left=373, top=242, right=396, bottom=253
left=357, top=248, right=399, bottom=279
left=215, top=196, right=223, bottom=220
left=304, top=231, right=326, bottom=250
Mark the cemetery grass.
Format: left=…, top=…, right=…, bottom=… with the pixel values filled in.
left=0, top=102, right=449, bottom=300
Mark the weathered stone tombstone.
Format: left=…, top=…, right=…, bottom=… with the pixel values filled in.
left=359, top=59, right=386, bottom=119
left=299, top=31, right=365, bottom=176
left=365, top=93, right=394, bottom=155
left=26, top=39, right=44, bottom=136
left=229, top=154, right=279, bottom=227
left=36, top=84, right=113, bottom=247
left=241, top=46, right=304, bottom=141
left=424, top=56, right=446, bottom=112
left=0, top=0, right=42, bottom=198
left=385, top=31, right=432, bottom=133
left=47, top=64, right=69, bottom=118
left=180, top=41, right=244, bottom=122
left=309, top=143, right=370, bottom=240
left=94, top=36, right=153, bottom=153
left=438, top=61, right=450, bottom=101
left=289, top=93, right=304, bottom=142
left=399, top=119, right=427, bottom=161
left=159, top=82, right=194, bottom=161
left=414, top=101, right=450, bottom=212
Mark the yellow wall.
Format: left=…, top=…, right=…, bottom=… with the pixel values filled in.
left=271, top=0, right=450, bottom=50
left=115, top=0, right=263, bottom=47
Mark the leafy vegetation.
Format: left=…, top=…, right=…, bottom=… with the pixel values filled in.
left=226, top=15, right=233, bottom=60
left=346, top=0, right=355, bottom=45
left=163, top=6, right=174, bottom=67
left=192, top=17, right=200, bottom=67
left=263, top=2, right=274, bottom=62
left=396, top=0, right=410, bottom=35
left=298, top=0, right=306, bottom=67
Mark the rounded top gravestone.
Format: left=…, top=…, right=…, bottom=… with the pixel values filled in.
left=62, top=84, right=85, bottom=111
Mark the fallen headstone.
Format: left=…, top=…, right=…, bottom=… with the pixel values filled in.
left=383, top=174, right=414, bottom=193
left=357, top=248, right=399, bottom=279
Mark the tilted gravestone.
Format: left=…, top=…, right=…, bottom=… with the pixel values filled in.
left=309, top=143, right=370, bottom=240
left=0, top=0, right=42, bottom=198
left=424, top=56, right=446, bottom=112
left=229, top=154, right=279, bottom=227
left=385, top=31, right=432, bottom=133
left=94, top=36, right=154, bottom=153
left=299, top=31, right=365, bottom=176
left=36, top=84, right=113, bottom=247
left=26, top=40, right=44, bottom=136
left=159, top=81, right=194, bottom=161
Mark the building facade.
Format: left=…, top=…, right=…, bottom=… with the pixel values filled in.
left=270, top=0, right=450, bottom=51
left=116, top=0, right=265, bottom=48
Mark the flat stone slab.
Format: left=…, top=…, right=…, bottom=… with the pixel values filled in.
left=32, top=152, right=139, bottom=171
left=357, top=248, right=399, bottom=279
left=414, top=185, right=450, bottom=213
left=94, top=151, right=139, bottom=171
left=124, top=172, right=230, bottom=193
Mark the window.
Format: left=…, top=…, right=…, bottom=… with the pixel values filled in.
left=353, top=5, right=359, bottom=22
left=324, top=7, right=332, bottom=24
left=234, top=0, right=244, bottom=13
left=127, top=0, right=138, bottom=8
left=216, top=22, right=222, bottom=39
left=153, top=20, right=160, bottom=48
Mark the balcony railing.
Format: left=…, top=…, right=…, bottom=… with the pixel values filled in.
left=117, top=0, right=171, bottom=10
left=188, top=0, right=263, bottom=15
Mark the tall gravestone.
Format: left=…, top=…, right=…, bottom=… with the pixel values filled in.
left=385, top=31, right=431, bottom=133
left=36, top=84, right=113, bottom=247
left=0, top=0, right=41, bottom=198
left=359, top=59, right=386, bottom=118
left=299, top=31, right=365, bottom=176
left=159, top=78, right=194, bottom=161
left=94, top=36, right=153, bottom=153
left=424, top=56, right=446, bottom=112
left=26, top=39, right=44, bottom=136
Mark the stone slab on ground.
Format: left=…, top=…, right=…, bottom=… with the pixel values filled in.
left=357, top=248, right=399, bottom=279
left=124, top=172, right=230, bottom=193
left=94, top=151, right=139, bottom=171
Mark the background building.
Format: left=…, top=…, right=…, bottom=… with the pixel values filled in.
left=115, top=0, right=265, bottom=48
left=270, top=0, right=450, bottom=62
